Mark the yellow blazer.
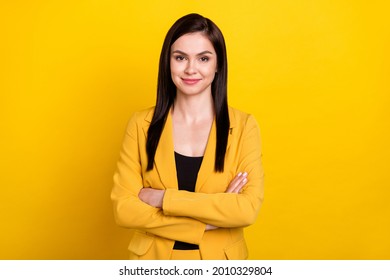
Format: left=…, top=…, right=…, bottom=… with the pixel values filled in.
left=111, top=106, right=264, bottom=259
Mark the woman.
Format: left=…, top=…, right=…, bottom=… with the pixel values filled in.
left=111, top=13, right=264, bottom=260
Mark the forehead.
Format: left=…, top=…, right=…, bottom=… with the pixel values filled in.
left=171, top=32, right=215, bottom=54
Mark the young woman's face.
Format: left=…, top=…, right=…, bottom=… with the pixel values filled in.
left=170, top=32, right=217, bottom=97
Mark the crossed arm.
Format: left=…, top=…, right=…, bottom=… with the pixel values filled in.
left=112, top=113, right=263, bottom=243
left=138, top=172, right=249, bottom=230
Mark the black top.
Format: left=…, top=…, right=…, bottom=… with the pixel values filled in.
left=173, top=151, right=203, bottom=250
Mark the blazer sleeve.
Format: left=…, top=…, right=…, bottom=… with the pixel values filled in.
left=111, top=113, right=206, bottom=244
left=162, top=114, right=264, bottom=228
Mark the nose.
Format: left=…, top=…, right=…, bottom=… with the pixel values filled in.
left=184, top=59, right=197, bottom=75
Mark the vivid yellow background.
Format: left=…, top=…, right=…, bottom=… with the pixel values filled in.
left=1, top=0, right=389, bottom=259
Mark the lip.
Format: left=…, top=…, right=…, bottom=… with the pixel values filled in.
left=181, top=78, right=201, bottom=85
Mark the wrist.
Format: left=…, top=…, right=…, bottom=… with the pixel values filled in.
left=158, top=190, right=165, bottom=208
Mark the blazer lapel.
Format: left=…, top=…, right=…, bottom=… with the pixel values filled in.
left=195, top=119, right=216, bottom=192
left=142, top=109, right=178, bottom=190
left=142, top=106, right=236, bottom=192
left=196, top=107, right=236, bottom=192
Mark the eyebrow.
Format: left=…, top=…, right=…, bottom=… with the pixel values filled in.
left=171, top=50, right=214, bottom=56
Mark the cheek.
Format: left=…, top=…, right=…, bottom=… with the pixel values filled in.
left=170, top=65, right=179, bottom=80
left=170, top=72, right=179, bottom=88
left=204, top=63, right=217, bottom=78
left=203, top=67, right=217, bottom=81
left=170, top=62, right=184, bottom=76
left=170, top=66, right=181, bottom=87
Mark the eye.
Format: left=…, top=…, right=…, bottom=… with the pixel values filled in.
left=199, top=56, right=209, bottom=62
left=174, top=56, right=186, bottom=61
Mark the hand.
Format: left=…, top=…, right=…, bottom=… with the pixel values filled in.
left=225, top=172, right=248, bottom=193
left=205, top=224, right=218, bottom=231
left=205, top=172, right=248, bottom=231
left=138, top=188, right=165, bottom=208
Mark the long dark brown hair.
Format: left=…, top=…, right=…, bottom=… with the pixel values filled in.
left=146, top=13, right=229, bottom=172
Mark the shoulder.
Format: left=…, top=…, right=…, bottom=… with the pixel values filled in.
left=129, top=106, right=155, bottom=123
left=125, top=106, right=155, bottom=135
left=228, top=106, right=259, bottom=130
left=228, top=106, right=250, bottom=120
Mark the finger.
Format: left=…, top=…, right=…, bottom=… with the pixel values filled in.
left=138, top=188, right=154, bottom=202
left=227, top=173, right=246, bottom=193
left=227, top=172, right=247, bottom=193
left=225, top=172, right=243, bottom=193
left=138, top=188, right=146, bottom=201
left=205, top=224, right=218, bottom=231
left=230, top=173, right=248, bottom=193
left=233, top=177, right=248, bottom=193
left=230, top=179, right=247, bottom=193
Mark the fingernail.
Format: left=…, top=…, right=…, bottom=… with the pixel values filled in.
left=238, top=172, right=242, bottom=177
left=243, top=172, right=248, bottom=177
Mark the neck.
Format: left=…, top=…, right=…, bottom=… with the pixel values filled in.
left=172, top=92, right=214, bottom=124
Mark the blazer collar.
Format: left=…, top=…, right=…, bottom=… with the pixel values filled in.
left=142, top=108, right=177, bottom=189
left=142, top=107, right=236, bottom=191
left=196, top=108, right=236, bottom=192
